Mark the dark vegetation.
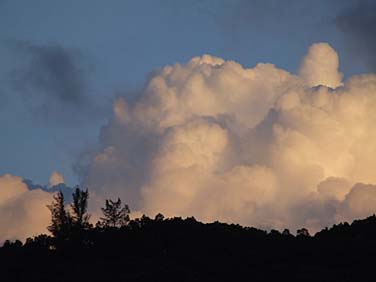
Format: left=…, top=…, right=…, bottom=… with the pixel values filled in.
left=2, top=188, right=376, bottom=281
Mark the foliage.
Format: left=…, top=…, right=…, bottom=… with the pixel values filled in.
left=3, top=214, right=376, bottom=281
left=47, top=191, right=72, bottom=241
left=296, top=227, right=310, bottom=237
left=99, top=198, right=130, bottom=228
left=7, top=188, right=376, bottom=281
left=47, top=187, right=91, bottom=247
left=70, top=187, right=91, bottom=230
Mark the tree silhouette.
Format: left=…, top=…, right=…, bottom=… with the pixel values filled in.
left=282, top=228, right=291, bottom=236
left=269, top=229, right=281, bottom=236
left=47, top=191, right=72, bottom=241
left=4, top=213, right=376, bottom=281
left=70, top=187, right=91, bottom=230
left=297, top=228, right=310, bottom=237
left=155, top=213, right=165, bottom=222
left=25, top=234, right=53, bottom=250
left=99, top=198, right=130, bottom=228
left=3, top=240, right=22, bottom=249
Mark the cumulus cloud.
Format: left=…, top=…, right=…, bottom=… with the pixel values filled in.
left=0, top=174, right=52, bottom=242
left=48, top=171, right=65, bottom=188
left=75, top=42, right=376, bottom=232
left=299, top=43, right=343, bottom=88
left=1, top=42, right=374, bottom=238
left=340, top=183, right=376, bottom=220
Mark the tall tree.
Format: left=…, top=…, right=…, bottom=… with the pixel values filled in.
left=70, top=187, right=91, bottom=230
left=99, top=198, right=130, bottom=228
left=47, top=191, right=71, bottom=240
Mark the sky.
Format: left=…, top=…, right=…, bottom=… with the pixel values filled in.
left=0, top=0, right=376, bottom=241
left=0, top=0, right=367, bottom=186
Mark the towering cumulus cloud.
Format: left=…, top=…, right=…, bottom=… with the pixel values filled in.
left=79, top=42, right=376, bottom=232
left=48, top=171, right=65, bottom=188
left=299, top=43, right=343, bottom=88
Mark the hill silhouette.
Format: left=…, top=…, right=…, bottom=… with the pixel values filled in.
left=2, top=212, right=376, bottom=281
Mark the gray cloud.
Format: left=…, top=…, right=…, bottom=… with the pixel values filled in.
left=336, top=0, right=376, bottom=71
left=23, top=178, right=73, bottom=202
left=9, top=41, right=95, bottom=121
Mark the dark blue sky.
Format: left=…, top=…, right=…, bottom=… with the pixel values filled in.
left=0, top=0, right=372, bottom=186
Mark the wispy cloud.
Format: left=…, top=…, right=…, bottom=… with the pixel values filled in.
left=8, top=40, right=101, bottom=123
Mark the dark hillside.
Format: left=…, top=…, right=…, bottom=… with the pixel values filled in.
left=2, top=215, right=376, bottom=281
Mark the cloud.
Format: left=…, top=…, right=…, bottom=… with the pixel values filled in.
left=299, top=43, right=343, bottom=88
left=0, top=172, right=77, bottom=242
left=336, top=0, right=376, bottom=71
left=12, top=41, right=87, bottom=103
left=340, top=183, right=376, bottom=220
left=1, top=42, right=375, bottom=237
left=24, top=176, right=73, bottom=202
left=48, top=171, right=65, bottom=188
left=74, top=42, right=376, bottom=233
left=9, top=41, right=96, bottom=121
left=0, top=174, right=52, bottom=243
